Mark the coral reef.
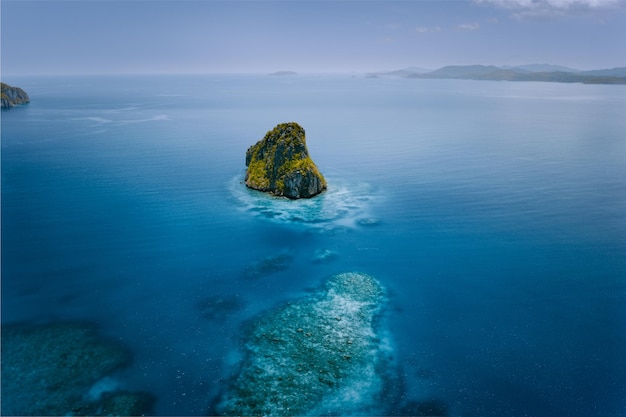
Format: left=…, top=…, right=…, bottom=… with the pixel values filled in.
left=357, top=217, right=382, bottom=227
left=197, top=294, right=246, bottom=321
left=93, top=391, right=156, bottom=416
left=243, top=250, right=294, bottom=279
left=1, top=321, right=154, bottom=416
left=216, top=272, right=396, bottom=416
left=313, top=248, right=339, bottom=263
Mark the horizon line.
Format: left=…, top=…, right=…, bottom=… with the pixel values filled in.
left=3, top=63, right=626, bottom=78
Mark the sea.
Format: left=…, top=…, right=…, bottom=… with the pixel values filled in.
left=2, top=74, right=625, bottom=416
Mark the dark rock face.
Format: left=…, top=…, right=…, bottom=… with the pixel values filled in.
left=1, top=82, right=30, bottom=108
left=245, top=122, right=327, bottom=199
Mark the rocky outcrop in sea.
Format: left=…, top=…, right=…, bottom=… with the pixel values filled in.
left=245, top=122, right=327, bottom=199
left=216, top=272, right=397, bottom=416
left=1, top=82, right=30, bottom=108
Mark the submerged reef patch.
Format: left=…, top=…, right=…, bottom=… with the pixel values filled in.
left=243, top=250, right=294, bottom=280
left=216, top=272, right=397, bottom=416
left=313, top=248, right=339, bottom=263
left=393, top=399, right=449, bottom=416
left=0, top=321, right=154, bottom=416
left=197, top=294, right=247, bottom=321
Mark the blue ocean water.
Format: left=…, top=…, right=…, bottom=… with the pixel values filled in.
left=2, top=74, right=625, bottom=416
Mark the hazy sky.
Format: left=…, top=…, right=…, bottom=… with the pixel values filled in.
left=2, top=0, right=625, bottom=75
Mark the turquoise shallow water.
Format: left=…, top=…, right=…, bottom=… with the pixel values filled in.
left=2, top=74, right=625, bottom=416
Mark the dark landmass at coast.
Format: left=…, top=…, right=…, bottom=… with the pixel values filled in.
left=367, top=65, right=626, bottom=85
left=1, top=82, right=30, bottom=108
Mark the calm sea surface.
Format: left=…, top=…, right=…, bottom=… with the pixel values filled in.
left=2, top=75, right=625, bottom=416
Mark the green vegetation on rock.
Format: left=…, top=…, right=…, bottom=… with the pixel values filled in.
left=245, top=122, right=327, bottom=199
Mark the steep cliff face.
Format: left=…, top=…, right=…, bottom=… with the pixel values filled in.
left=1, top=83, right=30, bottom=108
left=245, top=122, right=327, bottom=199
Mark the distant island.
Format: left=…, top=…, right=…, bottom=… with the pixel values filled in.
left=245, top=122, right=326, bottom=199
left=1, top=82, right=30, bottom=108
left=367, top=65, right=626, bottom=85
left=268, top=71, right=298, bottom=76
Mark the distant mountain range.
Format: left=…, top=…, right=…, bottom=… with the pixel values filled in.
left=367, top=65, right=626, bottom=85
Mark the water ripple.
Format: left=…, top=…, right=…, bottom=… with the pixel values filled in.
left=228, top=173, right=379, bottom=229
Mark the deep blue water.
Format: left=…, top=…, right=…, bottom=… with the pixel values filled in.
left=2, top=74, right=625, bottom=416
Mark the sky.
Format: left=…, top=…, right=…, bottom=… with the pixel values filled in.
left=1, top=0, right=625, bottom=75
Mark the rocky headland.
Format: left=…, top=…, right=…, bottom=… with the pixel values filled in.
left=245, top=122, right=327, bottom=199
left=1, top=82, right=30, bottom=108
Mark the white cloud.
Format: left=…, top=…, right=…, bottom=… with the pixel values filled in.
left=475, top=0, right=625, bottom=18
left=415, top=26, right=442, bottom=33
left=457, top=22, right=481, bottom=30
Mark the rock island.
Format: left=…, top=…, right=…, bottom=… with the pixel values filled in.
left=245, top=122, right=327, bottom=199
left=1, top=82, right=30, bottom=108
